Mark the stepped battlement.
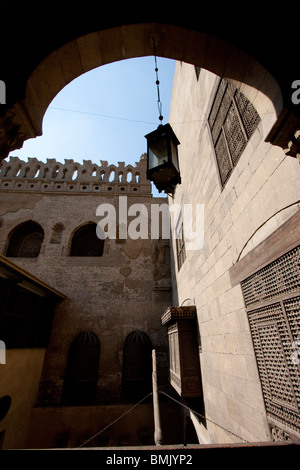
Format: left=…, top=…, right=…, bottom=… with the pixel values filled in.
left=0, top=154, right=151, bottom=195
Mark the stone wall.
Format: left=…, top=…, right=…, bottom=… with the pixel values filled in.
left=24, top=402, right=184, bottom=448
left=168, top=63, right=300, bottom=444
left=0, top=154, right=173, bottom=447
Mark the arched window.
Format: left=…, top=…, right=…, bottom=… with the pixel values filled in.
left=122, top=331, right=152, bottom=400
left=62, top=331, right=100, bottom=404
left=6, top=221, right=44, bottom=258
left=70, top=222, right=104, bottom=256
left=208, top=78, right=261, bottom=187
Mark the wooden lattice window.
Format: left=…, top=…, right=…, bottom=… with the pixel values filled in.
left=161, top=306, right=202, bottom=398
left=6, top=221, right=44, bottom=258
left=241, top=245, right=300, bottom=440
left=208, top=79, right=261, bottom=186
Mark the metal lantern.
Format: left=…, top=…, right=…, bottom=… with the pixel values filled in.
left=145, top=123, right=181, bottom=194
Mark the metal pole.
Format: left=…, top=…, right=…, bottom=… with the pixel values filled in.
left=152, top=349, right=163, bottom=445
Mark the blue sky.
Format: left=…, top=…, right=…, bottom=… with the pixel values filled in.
left=10, top=57, right=176, bottom=196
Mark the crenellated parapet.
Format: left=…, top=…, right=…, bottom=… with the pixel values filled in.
left=0, top=154, right=151, bottom=195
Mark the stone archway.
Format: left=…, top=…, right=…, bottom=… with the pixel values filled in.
left=0, top=23, right=299, bottom=162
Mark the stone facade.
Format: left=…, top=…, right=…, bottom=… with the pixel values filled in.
left=168, top=63, right=300, bottom=444
left=0, top=154, right=177, bottom=448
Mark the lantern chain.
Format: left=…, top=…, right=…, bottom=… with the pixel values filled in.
left=153, top=38, right=163, bottom=125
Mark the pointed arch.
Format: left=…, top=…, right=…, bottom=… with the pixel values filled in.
left=70, top=222, right=104, bottom=256
left=122, top=330, right=152, bottom=400
left=0, top=21, right=287, bottom=164
left=6, top=220, right=44, bottom=258
left=62, top=331, right=100, bottom=404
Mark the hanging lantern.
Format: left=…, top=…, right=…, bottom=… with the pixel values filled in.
left=145, top=41, right=181, bottom=195
left=145, top=123, right=181, bottom=194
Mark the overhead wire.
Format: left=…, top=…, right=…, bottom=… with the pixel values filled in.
left=44, top=104, right=273, bottom=126
left=158, top=389, right=252, bottom=443
left=77, top=392, right=153, bottom=448
left=47, top=105, right=157, bottom=125
left=76, top=387, right=256, bottom=447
